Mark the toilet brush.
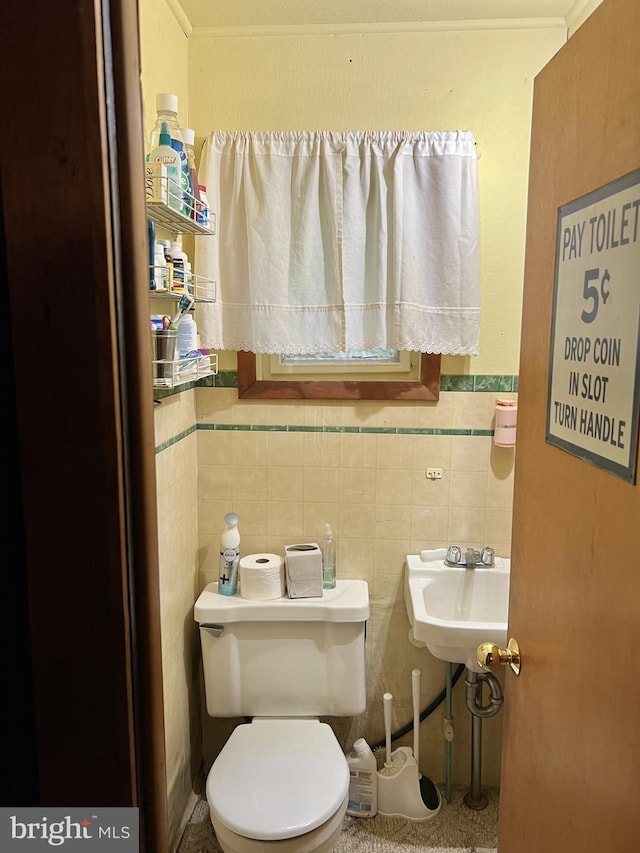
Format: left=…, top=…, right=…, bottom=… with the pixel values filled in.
left=412, top=669, right=440, bottom=810
left=379, top=692, right=398, bottom=776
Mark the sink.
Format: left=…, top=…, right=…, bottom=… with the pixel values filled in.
left=404, top=549, right=510, bottom=672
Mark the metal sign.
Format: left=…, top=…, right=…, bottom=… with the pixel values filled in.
left=546, top=169, right=640, bottom=483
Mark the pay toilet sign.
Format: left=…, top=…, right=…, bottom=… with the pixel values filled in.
left=546, top=169, right=640, bottom=483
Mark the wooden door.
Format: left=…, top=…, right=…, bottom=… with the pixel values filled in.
left=498, top=1, right=640, bottom=851
left=3, top=1, right=169, bottom=847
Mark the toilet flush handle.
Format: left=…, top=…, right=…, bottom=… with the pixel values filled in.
left=200, top=623, right=224, bottom=637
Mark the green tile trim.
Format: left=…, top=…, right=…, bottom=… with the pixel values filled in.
left=154, top=372, right=518, bottom=399
left=154, top=424, right=197, bottom=454
left=157, top=422, right=497, bottom=451
left=439, top=374, right=474, bottom=391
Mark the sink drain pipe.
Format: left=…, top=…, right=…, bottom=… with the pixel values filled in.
left=463, top=670, right=504, bottom=810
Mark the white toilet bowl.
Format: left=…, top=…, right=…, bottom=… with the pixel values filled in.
left=206, top=719, right=350, bottom=853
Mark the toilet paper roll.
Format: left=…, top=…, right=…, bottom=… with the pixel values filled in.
left=239, top=553, right=286, bottom=600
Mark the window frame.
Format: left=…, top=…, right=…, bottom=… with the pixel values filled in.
left=237, top=351, right=441, bottom=400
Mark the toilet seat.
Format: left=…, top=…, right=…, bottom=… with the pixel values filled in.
left=206, top=719, right=349, bottom=841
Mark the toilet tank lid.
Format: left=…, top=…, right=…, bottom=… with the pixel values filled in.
left=194, top=579, right=369, bottom=624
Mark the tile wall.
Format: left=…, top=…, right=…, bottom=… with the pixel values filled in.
left=154, top=374, right=517, bottom=843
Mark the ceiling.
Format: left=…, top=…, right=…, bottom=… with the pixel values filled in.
left=175, top=0, right=598, bottom=32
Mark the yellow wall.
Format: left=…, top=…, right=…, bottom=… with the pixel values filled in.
left=188, top=26, right=566, bottom=375
left=140, top=3, right=196, bottom=850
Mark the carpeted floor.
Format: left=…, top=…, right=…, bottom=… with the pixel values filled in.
left=177, top=785, right=498, bottom=852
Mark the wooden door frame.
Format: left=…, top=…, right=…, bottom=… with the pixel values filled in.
left=2, top=1, right=168, bottom=848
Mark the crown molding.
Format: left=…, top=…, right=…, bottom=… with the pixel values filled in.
left=187, top=17, right=569, bottom=39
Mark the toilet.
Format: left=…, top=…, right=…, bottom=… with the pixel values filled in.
left=194, top=580, right=370, bottom=853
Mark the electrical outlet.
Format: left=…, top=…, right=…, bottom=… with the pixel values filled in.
left=425, top=468, right=443, bottom=480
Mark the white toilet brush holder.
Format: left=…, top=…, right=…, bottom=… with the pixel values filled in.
left=376, top=687, right=441, bottom=822
left=376, top=747, right=441, bottom=821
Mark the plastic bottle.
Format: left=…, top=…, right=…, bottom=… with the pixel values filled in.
left=322, top=524, right=336, bottom=589
left=184, top=260, right=194, bottom=294
left=154, top=243, right=169, bottom=290
left=159, top=240, right=174, bottom=288
left=147, top=92, right=184, bottom=155
left=177, top=313, right=198, bottom=356
left=147, top=219, right=156, bottom=290
left=346, top=738, right=378, bottom=817
left=170, top=240, right=188, bottom=292
left=170, top=137, right=193, bottom=218
left=218, top=512, right=240, bottom=596
left=148, top=122, right=181, bottom=212
left=183, top=128, right=202, bottom=220
left=197, top=185, right=210, bottom=228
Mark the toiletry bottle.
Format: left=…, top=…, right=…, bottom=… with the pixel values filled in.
left=177, top=312, right=198, bottom=356
left=346, top=738, right=378, bottom=817
left=147, top=93, right=184, bottom=155
left=182, top=127, right=202, bottom=220
left=154, top=242, right=169, bottom=290
left=158, top=240, right=174, bottom=289
left=197, top=185, right=210, bottom=228
left=170, top=240, right=187, bottom=292
left=184, top=260, right=193, bottom=294
left=147, top=219, right=156, bottom=290
left=218, top=512, right=240, bottom=596
left=148, top=122, right=181, bottom=211
left=170, top=136, right=193, bottom=218
left=322, top=524, right=336, bottom=589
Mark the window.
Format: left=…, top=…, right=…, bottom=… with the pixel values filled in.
left=237, top=351, right=441, bottom=400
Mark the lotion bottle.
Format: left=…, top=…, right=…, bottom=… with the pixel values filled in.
left=218, top=512, right=240, bottom=596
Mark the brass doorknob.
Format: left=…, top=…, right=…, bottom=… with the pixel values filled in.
left=477, top=637, right=521, bottom=676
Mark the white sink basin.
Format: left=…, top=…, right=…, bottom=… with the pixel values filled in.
left=404, top=549, right=510, bottom=672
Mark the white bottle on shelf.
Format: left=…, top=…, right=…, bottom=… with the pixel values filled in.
left=148, top=93, right=184, bottom=153
left=154, top=243, right=169, bottom=290
left=177, top=313, right=198, bottom=356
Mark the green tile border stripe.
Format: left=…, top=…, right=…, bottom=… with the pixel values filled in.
left=198, top=424, right=495, bottom=436
left=154, top=372, right=519, bottom=399
left=154, top=423, right=197, bottom=453
left=155, top=423, right=494, bottom=453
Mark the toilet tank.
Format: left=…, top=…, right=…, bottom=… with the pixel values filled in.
left=194, top=580, right=369, bottom=718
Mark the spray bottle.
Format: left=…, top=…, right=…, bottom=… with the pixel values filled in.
left=218, top=512, right=240, bottom=596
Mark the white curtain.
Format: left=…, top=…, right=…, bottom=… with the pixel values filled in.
left=196, top=130, right=480, bottom=355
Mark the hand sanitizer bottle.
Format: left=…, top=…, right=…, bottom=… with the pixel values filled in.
left=322, top=524, right=336, bottom=589
left=218, top=513, right=240, bottom=596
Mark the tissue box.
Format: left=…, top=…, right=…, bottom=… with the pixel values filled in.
left=284, top=543, right=323, bottom=598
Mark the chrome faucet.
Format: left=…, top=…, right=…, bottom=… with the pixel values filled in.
left=445, top=545, right=495, bottom=568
